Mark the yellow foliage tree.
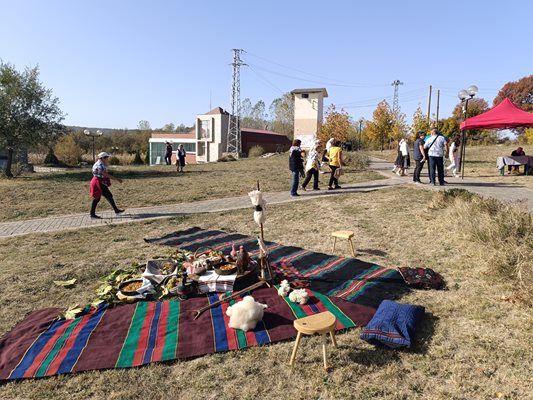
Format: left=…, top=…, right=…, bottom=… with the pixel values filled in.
left=366, top=100, right=394, bottom=150
left=523, top=128, right=533, bottom=145
left=317, top=104, right=354, bottom=145
left=54, top=135, right=82, bottom=166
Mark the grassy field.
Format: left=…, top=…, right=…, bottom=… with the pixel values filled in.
left=0, top=187, right=531, bottom=400
left=0, top=153, right=382, bottom=222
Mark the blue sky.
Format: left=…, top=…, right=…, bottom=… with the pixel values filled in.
left=1, top=0, right=531, bottom=129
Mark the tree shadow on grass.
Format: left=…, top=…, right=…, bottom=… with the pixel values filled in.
left=30, top=169, right=205, bottom=182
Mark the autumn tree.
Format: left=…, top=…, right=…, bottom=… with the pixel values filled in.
left=493, top=74, right=533, bottom=112
left=366, top=100, right=394, bottom=151
left=317, top=104, right=354, bottom=144
left=451, top=97, right=488, bottom=120
left=0, top=62, right=65, bottom=177
left=241, top=99, right=268, bottom=130
left=269, top=92, right=294, bottom=137
left=411, top=105, right=431, bottom=137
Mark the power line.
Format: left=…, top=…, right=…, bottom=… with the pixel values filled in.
left=245, top=51, right=390, bottom=88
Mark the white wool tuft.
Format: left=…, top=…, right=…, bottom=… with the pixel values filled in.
left=248, top=190, right=266, bottom=208
left=226, top=296, right=268, bottom=332
left=288, top=289, right=309, bottom=305
left=277, top=280, right=291, bottom=297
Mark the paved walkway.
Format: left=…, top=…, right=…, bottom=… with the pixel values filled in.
left=2, top=157, right=533, bottom=238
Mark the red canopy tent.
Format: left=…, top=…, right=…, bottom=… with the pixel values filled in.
left=457, top=98, right=533, bottom=178
left=460, top=98, right=533, bottom=130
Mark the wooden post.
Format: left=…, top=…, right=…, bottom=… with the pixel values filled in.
left=427, top=85, right=432, bottom=125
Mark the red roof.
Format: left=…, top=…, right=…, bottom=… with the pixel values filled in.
left=460, top=98, right=533, bottom=130
left=241, top=128, right=289, bottom=137
left=205, top=107, right=229, bottom=115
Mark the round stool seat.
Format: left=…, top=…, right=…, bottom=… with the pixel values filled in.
left=293, top=311, right=336, bottom=335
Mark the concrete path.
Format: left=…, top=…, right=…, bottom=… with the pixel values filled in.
left=2, top=157, right=533, bottom=238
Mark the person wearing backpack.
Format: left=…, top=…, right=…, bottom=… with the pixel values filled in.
left=424, top=128, right=448, bottom=185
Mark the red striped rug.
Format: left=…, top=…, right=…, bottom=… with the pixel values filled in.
left=0, top=287, right=374, bottom=381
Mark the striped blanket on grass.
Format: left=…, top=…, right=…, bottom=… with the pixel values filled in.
left=0, top=287, right=374, bottom=381
left=145, top=227, right=409, bottom=308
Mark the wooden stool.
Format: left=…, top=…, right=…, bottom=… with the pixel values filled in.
left=331, top=230, right=356, bottom=257
left=289, top=311, right=337, bottom=370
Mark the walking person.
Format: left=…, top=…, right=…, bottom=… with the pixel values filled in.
left=446, top=136, right=461, bottom=177
left=413, top=131, right=427, bottom=183
left=176, top=144, right=186, bottom=172
left=164, top=142, right=173, bottom=165
left=424, top=128, right=448, bottom=186
left=302, top=141, right=321, bottom=191
left=289, top=139, right=304, bottom=197
left=327, top=139, right=343, bottom=190
left=396, top=138, right=409, bottom=176
left=89, top=152, right=125, bottom=219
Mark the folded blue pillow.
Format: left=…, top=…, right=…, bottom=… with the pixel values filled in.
left=360, top=300, right=425, bottom=348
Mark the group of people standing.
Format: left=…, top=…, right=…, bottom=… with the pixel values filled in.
left=289, top=138, right=343, bottom=196
left=405, top=128, right=462, bottom=185
left=165, top=141, right=187, bottom=172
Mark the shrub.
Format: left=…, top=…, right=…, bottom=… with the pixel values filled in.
left=43, top=147, right=60, bottom=165
left=54, top=136, right=82, bottom=166
left=342, top=152, right=370, bottom=170
left=217, top=154, right=237, bottom=162
left=108, top=156, right=120, bottom=165
left=132, top=150, right=144, bottom=165
left=248, top=145, right=265, bottom=158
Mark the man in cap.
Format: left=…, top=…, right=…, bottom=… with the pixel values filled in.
left=89, top=152, right=124, bottom=218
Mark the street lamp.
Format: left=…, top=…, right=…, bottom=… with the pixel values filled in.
left=457, top=85, right=478, bottom=179
left=358, top=118, right=364, bottom=151
left=84, top=129, right=103, bottom=162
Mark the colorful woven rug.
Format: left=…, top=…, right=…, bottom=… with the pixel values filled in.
left=145, top=227, right=409, bottom=308
left=0, top=287, right=374, bottom=381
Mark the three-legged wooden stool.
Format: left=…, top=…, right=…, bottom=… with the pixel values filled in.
left=331, top=230, right=356, bottom=257
left=289, top=311, right=337, bottom=370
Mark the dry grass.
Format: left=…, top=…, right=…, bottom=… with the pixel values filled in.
left=0, top=153, right=382, bottom=222
left=0, top=187, right=531, bottom=399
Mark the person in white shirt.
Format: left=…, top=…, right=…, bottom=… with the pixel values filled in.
left=446, top=136, right=461, bottom=178
left=424, top=128, right=448, bottom=185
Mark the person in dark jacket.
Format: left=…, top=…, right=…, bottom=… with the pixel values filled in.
left=289, top=139, right=304, bottom=197
left=412, top=131, right=427, bottom=183
left=165, top=142, right=173, bottom=165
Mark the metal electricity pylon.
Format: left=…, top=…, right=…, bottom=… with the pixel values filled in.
left=391, top=79, right=403, bottom=117
left=227, top=49, right=246, bottom=155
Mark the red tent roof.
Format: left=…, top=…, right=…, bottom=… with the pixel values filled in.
left=460, top=98, right=533, bottom=130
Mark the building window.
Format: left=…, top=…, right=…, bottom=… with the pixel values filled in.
left=197, top=142, right=206, bottom=157
left=199, top=119, right=212, bottom=141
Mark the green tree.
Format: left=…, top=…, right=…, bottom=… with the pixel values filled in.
left=0, top=62, right=65, bottom=177
left=317, top=104, right=354, bottom=144
left=137, top=120, right=151, bottom=131
left=439, top=117, right=459, bottom=138
left=161, top=123, right=175, bottom=132
left=269, top=92, right=294, bottom=137
left=54, top=135, right=82, bottom=166
left=366, top=100, right=394, bottom=150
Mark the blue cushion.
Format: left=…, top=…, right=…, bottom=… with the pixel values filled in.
left=360, top=300, right=425, bottom=348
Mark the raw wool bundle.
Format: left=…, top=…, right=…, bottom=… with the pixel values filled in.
left=277, top=279, right=291, bottom=297
left=289, top=289, right=309, bottom=305
left=248, top=190, right=266, bottom=226
left=226, top=296, right=268, bottom=331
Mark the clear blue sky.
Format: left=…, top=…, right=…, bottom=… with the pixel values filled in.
left=1, top=0, right=531, bottom=129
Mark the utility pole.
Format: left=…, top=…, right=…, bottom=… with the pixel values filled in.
left=427, top=85, right=432, bottom=125
left=391, top=79, right=404, bottom=117
left=435, top=89, right=440, bottom=128
left=227, top=49, right=246, bottom=156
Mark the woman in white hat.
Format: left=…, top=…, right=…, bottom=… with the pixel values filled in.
left=89, top=152, right=124, bottom=218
